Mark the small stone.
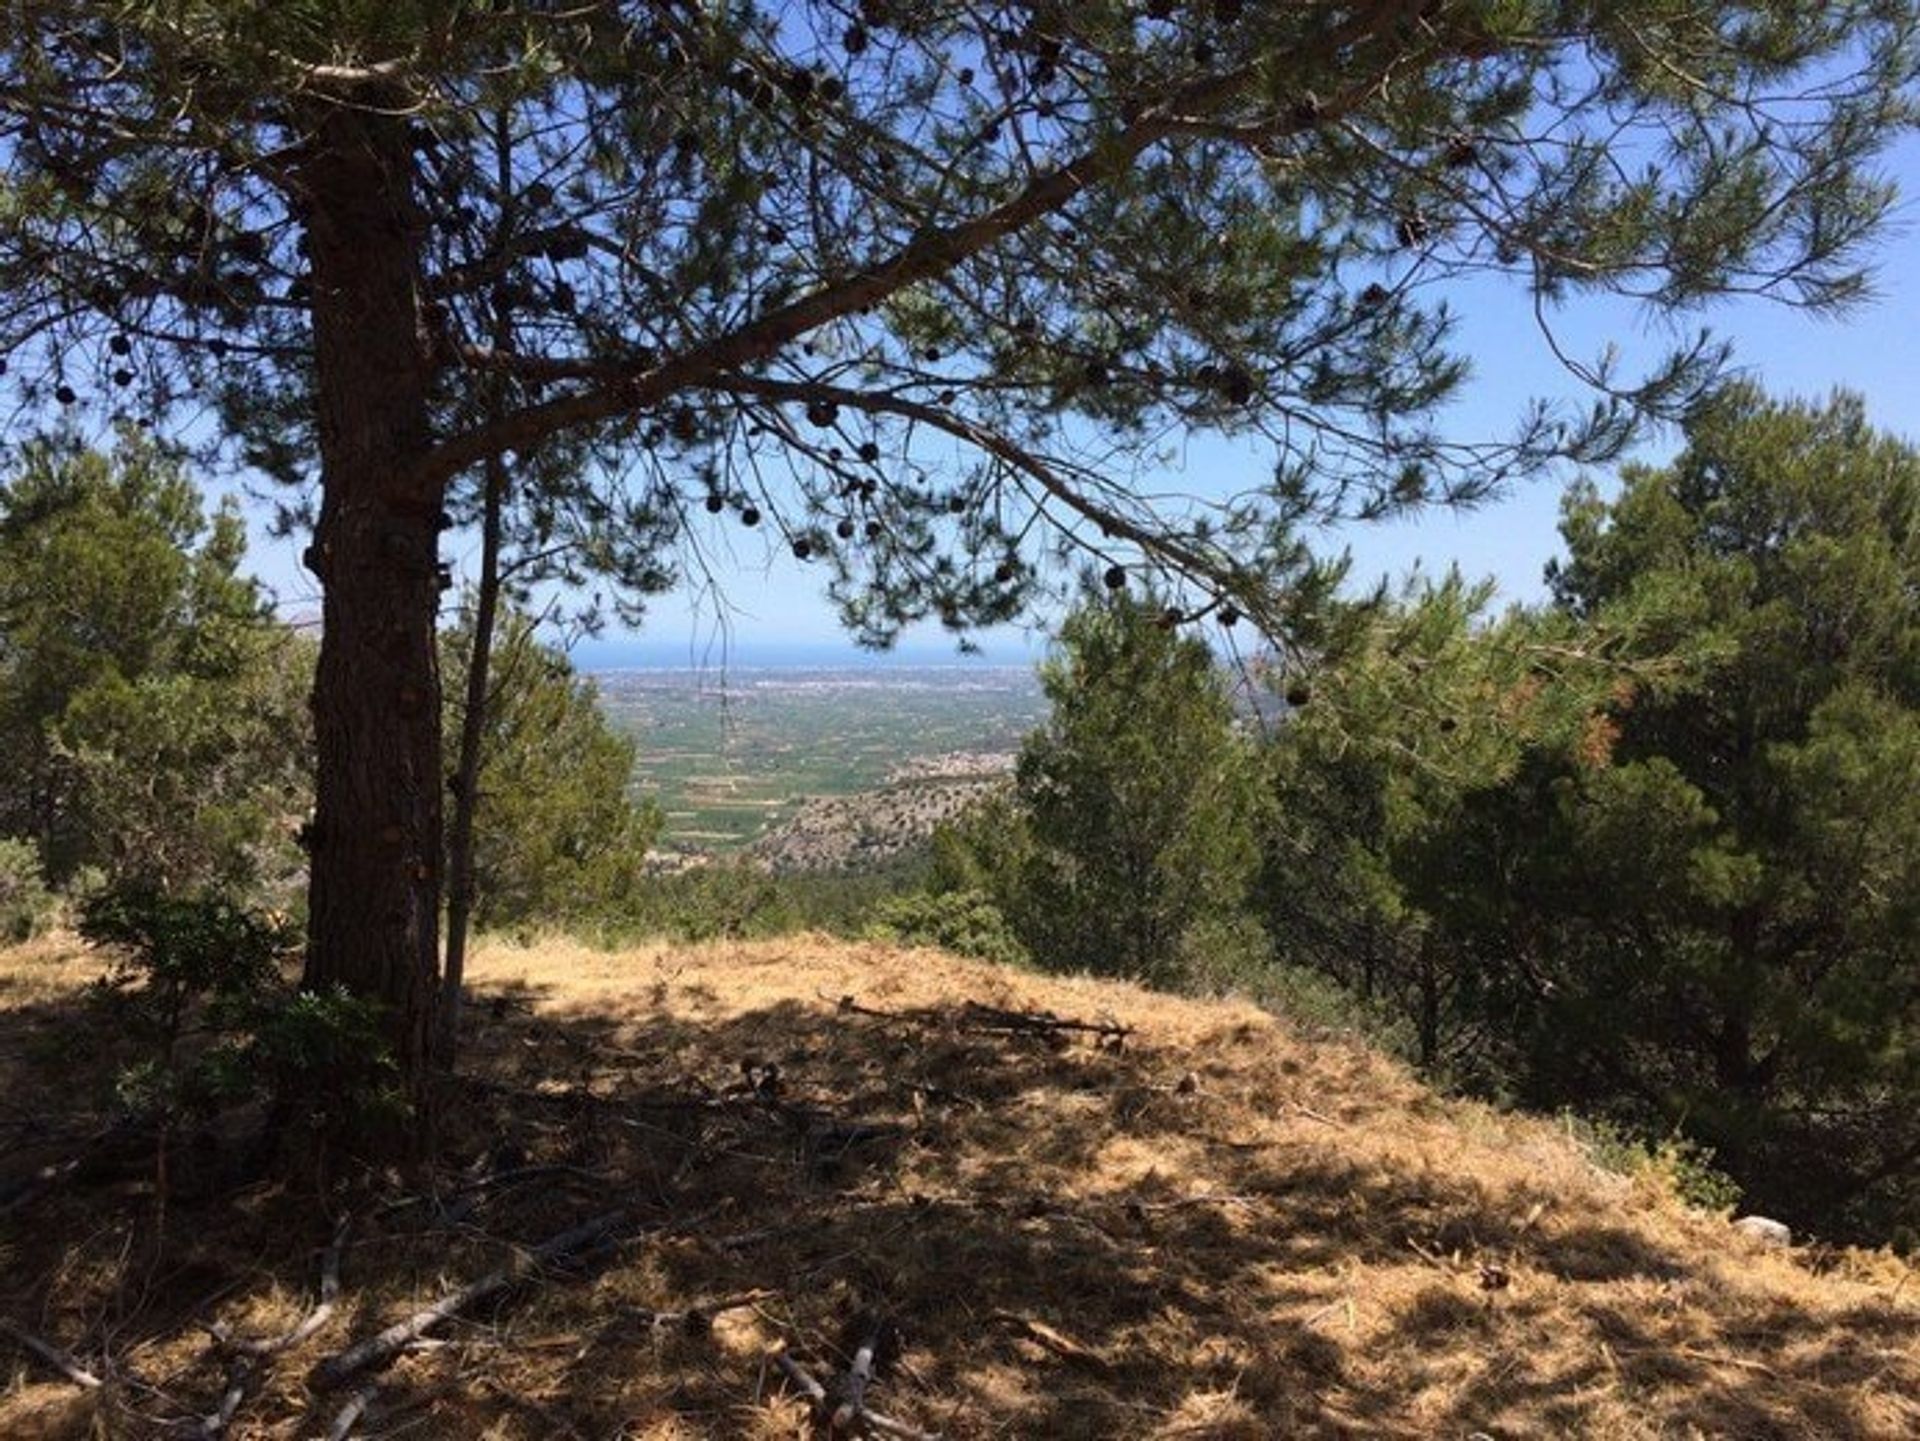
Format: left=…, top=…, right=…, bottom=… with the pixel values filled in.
left=1731, top=1215, right=1790, bottom=1248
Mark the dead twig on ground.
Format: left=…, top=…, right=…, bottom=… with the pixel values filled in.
left=196, top=1214, right=353, bottom=1436
left=768, top=1340, right=940, bottom=1440
left=990, top=1311, right=1109, bottom=1370
left=206, top=1212, right=350, bottom=1358
left=308, top=1209, right=630, bottom=1390
left=828, top=993, right=1132, bottom=1050
left=0, top=1315, right=103, bottom=1389
left=956, top=1001, right=1131, bottom=1048
left=197, top=1356, right=253, bottom=1438
left=323, top=1381, right=379, bottom=1440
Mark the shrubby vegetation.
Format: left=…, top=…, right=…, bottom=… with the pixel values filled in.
left=930, top=388, right=1917, bottom=1246
left=863, top=888, right=1031, bottom=970
left=6, top=0, right=1904, bottom=1112
left=440, top=606, right=662, bottom=932
left=0, top=837, right=56, bottom=942
left=0, top=435, right=310, bottom=899
left=1269, top=388, right=1918, bottom=1242
left=1, top=397, right=1910, bottom=1247
left=610, top=860, right=926, bottom=946
left=935, top=590, right=1270, bottom=986
left=82, top=887, right=401, bottom=1162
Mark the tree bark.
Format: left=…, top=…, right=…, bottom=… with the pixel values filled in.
left=298, top=106, right=442, bottom=1123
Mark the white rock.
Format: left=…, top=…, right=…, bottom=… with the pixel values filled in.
left=1731, top=1215, right=1791, bottom=1248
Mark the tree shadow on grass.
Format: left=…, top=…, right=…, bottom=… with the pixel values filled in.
left=0, top=967, right=1915, bottom=1438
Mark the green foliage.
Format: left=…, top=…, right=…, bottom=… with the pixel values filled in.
left=82, top=885, right=291, bottom=1052
left=611, top=860, right=924, bottom=945
left=1265, top=386, right=1920, bottom=1242
left=864, top=888, right=1030, bottom=969
left=964, top=590, right=1269, bottom=985
left=1560, top=1113, right=1745, bottom=1216
left=0, top=434, right=310, bottom=896
left=1, top=0, right=1909, bottom=641
left=1477, top=387, right=1920, bottom=1238
left=3, top=0, right=1911, bottom=1106
left=0, top=836, right=56, bottom=942
left=1260, top=572, right=1631, bottom=1075
left=247, top=987, right=407, bottom=1141
left=80, top=881, right=398, bottom=1141
left=442, top=607, right=661, bottom=929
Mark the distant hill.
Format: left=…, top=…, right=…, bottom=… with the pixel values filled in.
left=745, top=751, right=1012, bottom=872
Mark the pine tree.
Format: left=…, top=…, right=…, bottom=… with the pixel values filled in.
left=438, top=604, right=660, bottom=933
left=1501, top=385, right=1920, bottom=1233
left=1005, top=588, right=1265, bottom=983
left=1, top=3, right=1910, bottom=1110
left=0, top=434, right=309, bottom=893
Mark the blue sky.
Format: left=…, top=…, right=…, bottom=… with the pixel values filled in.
left=239, top=131, right=1920, bottom=670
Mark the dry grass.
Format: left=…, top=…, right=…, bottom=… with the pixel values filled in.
left=1, top=932, right=1916, bottom=1439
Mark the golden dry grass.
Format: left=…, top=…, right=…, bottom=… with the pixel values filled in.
left=1, top=932, right=1916, bottom=1439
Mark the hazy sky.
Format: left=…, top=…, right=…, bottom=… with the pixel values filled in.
left=239, top=131, right=1920, bottom=669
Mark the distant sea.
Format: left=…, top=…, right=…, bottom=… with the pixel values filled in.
left=573, top=636, right=1048, bottom=673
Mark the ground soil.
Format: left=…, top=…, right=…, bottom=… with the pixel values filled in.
left=1, top=933, right=1915, bottom=1438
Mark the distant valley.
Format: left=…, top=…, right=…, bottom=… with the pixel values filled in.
left=592, top=665, right=1047, bottom=860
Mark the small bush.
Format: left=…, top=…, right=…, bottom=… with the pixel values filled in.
left=608, top=861, right=925, bottom=944
left=865, top=888, right=1030, bottom=968
left=0, top=837, right=56, bottom=942
left=75, top=884, right=398, bottom=1149
left=1563, top=1111, right=1744, bottom=1214
left=250, top=986, right=406, bottom=1142
left=82, top=885, right=290, bottom=1050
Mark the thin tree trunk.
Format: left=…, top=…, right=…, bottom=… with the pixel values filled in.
left=436, top=109, right=518, bottom=1068
left=436, top=449, right=505, bottom=1064
left=299, top=105, right=443, bottom=1130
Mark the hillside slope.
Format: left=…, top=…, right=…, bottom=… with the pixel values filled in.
left=745, top=754, right=1010, bottom=872
left=2, top=935, right=1915, bottom=1438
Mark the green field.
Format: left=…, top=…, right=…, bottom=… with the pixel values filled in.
left=594, top=666, right=1047, bottom=851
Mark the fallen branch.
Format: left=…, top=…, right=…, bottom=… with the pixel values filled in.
left=829, top=993, right=903, bottom=1021
left=308, top=1209, right=630, bottom=1389
left=382, top=1165, right=612, bottom=1224
left=903, top=1081, right=980, bottom=1113
left=829, top=993, right=1132, bottom=1049
left=708, top=1220, right=816, bottom=1253
left=0, top=1316, right=103, bottom=1389
left=767, top=1339, right=940, bottom=1440
left=1127, top=1192, right=1258, bottom=1214
left=617, top=1290, right=774, bottom=1339
left=1300, top=1296, right=1356, bottom=1329
left=990, top=1312, right=1109, bottom=1370
left=208, top=1212, right=350, bottom=1358
left=956, top=1001, right=1131, bottom=1048
left=324, top=1381, right=379, bottom=1440
left=198, top=1357, right=255, bottom=1438
left=829, top=1320, right=883, bottom=1432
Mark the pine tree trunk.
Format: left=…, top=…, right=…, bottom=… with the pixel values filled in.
left=298, top=107, right=442, bottom=1126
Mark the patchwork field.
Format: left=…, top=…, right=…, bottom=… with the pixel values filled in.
left=595, top=667, right=1047, bottom=853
